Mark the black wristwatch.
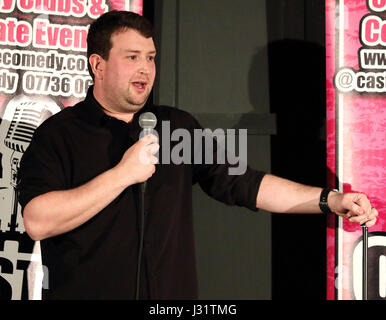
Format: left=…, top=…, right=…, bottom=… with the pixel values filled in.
left=319, top=188, right=338, bottom=214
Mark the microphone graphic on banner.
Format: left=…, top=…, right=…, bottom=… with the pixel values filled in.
left=0, top=95, right=61, bottom=233
left=138, top=111, right=157, bottom=194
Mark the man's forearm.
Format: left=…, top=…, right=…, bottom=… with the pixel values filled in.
left=256, top=174, right=323, bottom=214
left=255, top=174, right=378, bottom=227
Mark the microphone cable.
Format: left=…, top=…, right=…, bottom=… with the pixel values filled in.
left=135, top=183, right=146, bottom=300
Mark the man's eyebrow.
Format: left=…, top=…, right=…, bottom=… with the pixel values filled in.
left=123, top=49, right=157, bottom=54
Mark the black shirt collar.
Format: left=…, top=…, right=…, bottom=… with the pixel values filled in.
left=78, top=86, right=106, bottom=125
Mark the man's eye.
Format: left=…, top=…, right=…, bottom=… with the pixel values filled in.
left=127, top=56, right=136, bottom=60
left=148, top=56, right=155, bottom=61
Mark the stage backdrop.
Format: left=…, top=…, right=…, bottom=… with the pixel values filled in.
left=326, top=0, right=386, bottom=300
left=0, top=0, right=142, bottom=300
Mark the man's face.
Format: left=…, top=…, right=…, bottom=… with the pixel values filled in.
left=99, top=29, right=156, bottom=115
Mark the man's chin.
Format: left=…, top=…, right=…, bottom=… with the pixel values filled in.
left=126, top=99, right=149, bottom=113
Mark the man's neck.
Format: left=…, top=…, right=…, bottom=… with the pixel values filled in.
left=92, top=87, right=139, bottom=123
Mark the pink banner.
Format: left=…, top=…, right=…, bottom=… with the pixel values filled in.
left=326, top=0, right=386, bottom=300
left=0, top=0, right=142, bottom=300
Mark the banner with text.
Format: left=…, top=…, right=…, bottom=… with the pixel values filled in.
left=0, top=0, right=143, bottom=300
left=326, top=0, right=386, bottom=300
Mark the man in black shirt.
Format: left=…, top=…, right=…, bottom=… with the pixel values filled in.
left=17, top=11, right=378, bottom=300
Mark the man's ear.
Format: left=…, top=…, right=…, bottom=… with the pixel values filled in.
left=89, top=54, right=105, bottom=80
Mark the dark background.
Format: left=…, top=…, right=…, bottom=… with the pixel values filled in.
left=143, top=0, right=327, bottom=300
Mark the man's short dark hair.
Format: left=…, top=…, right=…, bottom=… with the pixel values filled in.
left=87, top=10, right=154, bottom=79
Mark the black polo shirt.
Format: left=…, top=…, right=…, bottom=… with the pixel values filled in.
left=17, top=88, right=265, bottom=300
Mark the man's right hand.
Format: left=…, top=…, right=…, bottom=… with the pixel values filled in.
left=116, top=134, right=159, bottom=186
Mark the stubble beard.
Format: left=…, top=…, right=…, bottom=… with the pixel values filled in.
left=122, top=86, right=151, bottom=113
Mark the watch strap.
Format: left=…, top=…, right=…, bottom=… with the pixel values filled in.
left=319, top=188, right=337, bottom=214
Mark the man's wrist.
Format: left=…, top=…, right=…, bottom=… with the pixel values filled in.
left=319, top=188, right=338, bottom=214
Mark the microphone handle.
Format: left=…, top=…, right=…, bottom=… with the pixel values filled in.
left=142, top=128, right=153, bottom=138
left=140, top=127, right=155, bottom=193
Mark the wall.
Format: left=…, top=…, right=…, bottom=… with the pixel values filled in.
left=266, top=0, right=327, bottom=300
left=146, top=0, right=327, bottom=300
left=151, top=0, right=273, bottom=299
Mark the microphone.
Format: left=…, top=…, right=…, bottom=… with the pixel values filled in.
left=139, top=112, right=157, bottom=138
left=0, top=94, right=61, bottom=233
left=138, top=112, right=157, bottom=193
left=4, top=99, right=55, bottom=153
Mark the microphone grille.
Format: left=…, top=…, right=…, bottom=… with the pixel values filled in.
left=139, top=112, right=157, bottom=129
left=4, top=101, right=53, bottom=152
left=1, top=95, right=61, bottom=153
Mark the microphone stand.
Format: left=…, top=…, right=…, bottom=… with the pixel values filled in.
left=362, top=225, right=368, bottom=300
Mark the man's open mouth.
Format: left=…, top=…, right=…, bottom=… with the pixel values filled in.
left=132, top=81, right=147, bottom=89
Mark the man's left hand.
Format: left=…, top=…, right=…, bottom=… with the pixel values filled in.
left=328, top=192, right=378, bottom=228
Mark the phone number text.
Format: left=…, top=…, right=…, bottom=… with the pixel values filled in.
left=22, top=71, right=92, bottom=98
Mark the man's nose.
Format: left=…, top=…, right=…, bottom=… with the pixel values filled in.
left=139, top=67, right=150, bottom=74
left=138, top=59, right=151, bottom=74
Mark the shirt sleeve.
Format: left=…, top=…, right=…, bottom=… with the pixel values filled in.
left=188, top=115, right=266, bottom=211
left=17, top=124, right=67, bottom=211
